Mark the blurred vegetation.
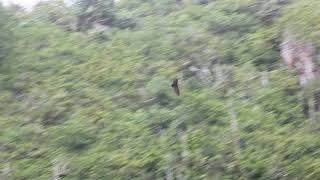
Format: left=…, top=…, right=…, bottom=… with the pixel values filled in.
left=1, top=0, right=320, bottom=179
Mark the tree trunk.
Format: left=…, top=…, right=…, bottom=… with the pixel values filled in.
left=228, top=99, right=241, bottom=155
left=260, top=71, right=269, bottom=87
left=308, top=94, right=316, bottom=123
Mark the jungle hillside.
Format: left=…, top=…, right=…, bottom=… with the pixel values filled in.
left=1, top=0, right=320, bottom=179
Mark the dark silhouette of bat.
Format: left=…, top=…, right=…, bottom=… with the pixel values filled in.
left=171, top=79, right=180, bottom=96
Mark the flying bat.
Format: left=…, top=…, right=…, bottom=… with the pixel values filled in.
left=171, top=79, right=180, bottom=96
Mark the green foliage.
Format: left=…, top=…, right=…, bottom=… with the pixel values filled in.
left=0, top=4, right=13, bottom=63
left=279, top=0, right=320, bottom=44
left=52, top=124, right=95, bottom=151
left=32, top=0, right=77, bottom=31
left=1, top=0, right=320, bottom=179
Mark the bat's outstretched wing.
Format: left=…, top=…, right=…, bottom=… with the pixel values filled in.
left=171, top=79, right=180, bottom=96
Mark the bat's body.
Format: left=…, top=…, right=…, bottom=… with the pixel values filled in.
left=171, top=79, right=180, bottom=96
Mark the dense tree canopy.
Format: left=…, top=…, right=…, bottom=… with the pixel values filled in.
left=1, top=0, right=320, bottom=179
left=0, top=4, right=14, bottom=63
